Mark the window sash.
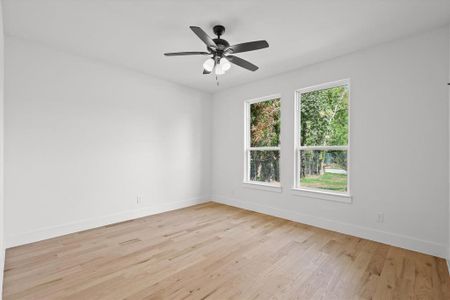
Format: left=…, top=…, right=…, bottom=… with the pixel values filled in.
left=295, top=149, right=349, bottom=193
left=246, top=149, right=280, bottom=184
left=244, top=94, right=281, bottom=185
left=294, top=79, right=350, bottom=194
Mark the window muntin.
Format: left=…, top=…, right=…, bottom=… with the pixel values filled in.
left=295, top=80, right=350, bottom=194
left=245, top=96, right=281, bottom=186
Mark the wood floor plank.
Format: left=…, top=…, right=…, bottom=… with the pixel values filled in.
left=3, top=202, right=449, bottom=299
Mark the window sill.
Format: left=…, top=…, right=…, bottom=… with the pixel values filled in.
left=291, top=188, right=352, bottom=203
left=242, top=181, right=282, bottom=193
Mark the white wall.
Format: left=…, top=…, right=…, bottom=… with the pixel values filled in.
left=4, top=37, right=211, bottom=247
left=3, top=25, right=449, bottom=262
left=212, top=26, right=450, bottom=258
left=0, top=0, right=5, bottom=295
left=448, top=25, right=450, bottom=264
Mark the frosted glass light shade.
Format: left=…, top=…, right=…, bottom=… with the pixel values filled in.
left=215, top=63, right=225, bottom=75
left=203, top=58, right=215, bottom=72
left=220, top=57, right=231, bottom=71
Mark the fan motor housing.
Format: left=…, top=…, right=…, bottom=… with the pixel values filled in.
left=212, top=38, right=230, bottom=51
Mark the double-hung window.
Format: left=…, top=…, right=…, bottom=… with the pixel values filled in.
left=244, top=95, right=281, bottom=187
left=294, top=80, right=350, bottom=196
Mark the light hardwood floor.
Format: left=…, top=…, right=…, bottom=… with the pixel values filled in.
left=3, top=202, right=449, bottom=299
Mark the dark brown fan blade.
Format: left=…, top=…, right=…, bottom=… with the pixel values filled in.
left=226, top=55, right=258, bottom=71
left=190, top=26, right=217, bottom=49
left=164, top=51, right=210, bottom=56
left=203, top=69, right=211, bottom=74
left=226, top=40, right=269, bottom=54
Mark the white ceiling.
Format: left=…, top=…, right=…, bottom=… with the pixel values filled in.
left=3, top=0, right=450, bottom=93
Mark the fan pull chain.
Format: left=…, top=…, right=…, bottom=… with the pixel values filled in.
left=216, top=75, right=219, bottom=86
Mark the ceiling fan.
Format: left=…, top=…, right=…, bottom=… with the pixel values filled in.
left=164, top=25, right=269, bottom=76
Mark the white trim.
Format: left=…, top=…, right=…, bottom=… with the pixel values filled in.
left=212, top=195, right=447, bottom=258
left=294, top=79, right=351, bottom=197
left=243, top=94, right=282, bottom=185
left=248, top=146, right=280, bottom=151
left=299, top=145, right=348, bottom=151
left=5, top=196, right=209, bottom=248
left=447, top=260, right=450, bottom=275
left=245, top=93, right=282, bottom=105
left=295, top=79, right=350, bottom=94
left=291, top=188, right=352, bottom=203
left=243, top=181, right=282, bottom=193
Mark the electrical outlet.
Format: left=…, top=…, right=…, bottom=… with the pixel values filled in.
left=376, top=213, right=384, bottom=223
left=137, top=195, right=143, bottom=205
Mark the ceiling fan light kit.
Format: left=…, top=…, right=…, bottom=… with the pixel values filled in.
left=203, top=58, right=215, bottom=72
left=164, top=25, right=269, bottom=80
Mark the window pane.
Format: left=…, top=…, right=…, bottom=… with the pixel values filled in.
left=250, top=99, right=280, bottom=147
left=299, top=150, right=347, bottom=192
left=250, top=150, right=280, bottom=184
left=300, top=85, right=348, bottom=146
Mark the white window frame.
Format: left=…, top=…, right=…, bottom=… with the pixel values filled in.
left=292, top=79, right=351, bottom=202
left=243, top=94, right=282, bottom=192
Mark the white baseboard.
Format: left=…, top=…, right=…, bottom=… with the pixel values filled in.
left=6, top=196, right=209, bottom=248
left=448, top=246, right=450, bottom=274
left=5, top=195, right=447, bottom=260
left=212, top=195, right=447, bottom=259
left=447, top=259, right=450, bottom=275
